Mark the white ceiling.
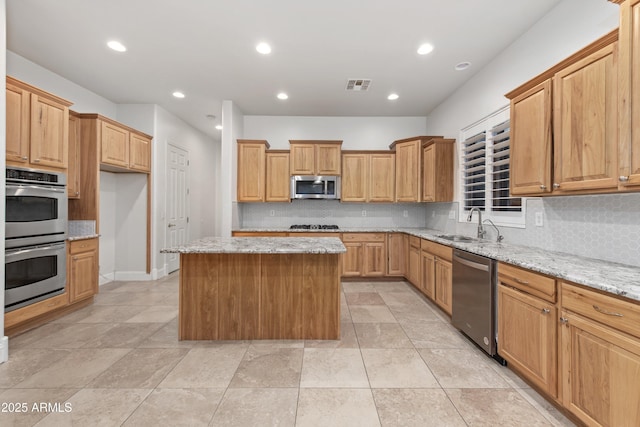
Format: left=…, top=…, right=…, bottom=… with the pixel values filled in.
left=7, top=0, right=563, bottom=139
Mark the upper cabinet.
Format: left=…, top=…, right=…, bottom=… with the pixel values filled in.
left=341, top=151, right=395, bottom=202
left=289, top=140, right=342, bottom=175
left=99, top=118, right=152, bottom=173
left=422, top=138, right=455, bottom=202
left=6, top=76, right=72, bottom=171
left=68, top=111, right=81, bottom=199
left=237, top=139, right=269, bottom=202
left=618, top=0, right=640, bottom=187
left=506, top=31, right=622, bottom=196
left=390, top=136, right=441, bottom=202
left=265, top=150, right=290, bottom=202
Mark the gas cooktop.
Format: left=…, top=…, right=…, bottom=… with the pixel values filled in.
left=289, top=224, right=340, bottom=230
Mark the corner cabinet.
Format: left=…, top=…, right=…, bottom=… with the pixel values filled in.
left=237, top=139, right=269, bottom=202
left=289, top=140, right=342, bottom=175
left=422, top=138, right=455, bottom=202
left=390, top=136, right=441, bottom=202
left=68, top=238, right=99, bottom=303
left=6, top=76, right=72, bottom=171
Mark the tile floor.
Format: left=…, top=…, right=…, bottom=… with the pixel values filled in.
left=0, top=274, right=575, bottom=426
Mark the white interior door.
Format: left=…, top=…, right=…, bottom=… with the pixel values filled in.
left=166, top=144, right=189, bottom=273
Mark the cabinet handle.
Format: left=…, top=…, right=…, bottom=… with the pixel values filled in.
left=619, top=176, right=629, bottom=183
left=541, top=308, right=550, bottom=314
left=559, top=317, right=569, bottom=325
left=539, top=185, right=547, bottom=190
left=552, top=183, right=560, bottom=189
left=514, top=278, right=529, bottom=285
left=33, top=158, right=40, bottom=163
left=592, top=305, right=623, bottom=317
left=19, top=155, right=28, bottom=160
left=75, top=191, right=80, bottom=196
left=73, top=256, right=78, bottom=260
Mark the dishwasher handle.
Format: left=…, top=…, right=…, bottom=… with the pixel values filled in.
left=453, top=252, right=490, bottom=272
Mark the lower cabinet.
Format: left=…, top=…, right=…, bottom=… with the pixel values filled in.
left=433, top=257, right=452, bottom=315
left=420, top=249, right=435, bottom=299
left=68, top=238, right=99, bottom=303
left=407, top=237, right=421, bottom=286
left=341, top=233, right=386, bottom=277
left=387, top=233, right=407, bottom=276
left=420, top=239, right=452, bottom=315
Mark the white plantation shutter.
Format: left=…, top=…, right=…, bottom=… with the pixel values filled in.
left=489, top=120, right=521, bottom=213
left=462, top=131, right=486, bottom=211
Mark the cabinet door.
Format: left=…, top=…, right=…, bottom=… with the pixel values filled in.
left=510, top=80, right=552, bottom=195
left=422, top=143, right=436, bottom=202
left=387, top=233, right=406, bottom=276
left=498, top=285, right=557, bottom=397
left=560, top=311, right=640, bottom=427
left=237, top=142, right=266, bottom=202
left=434, top=258, right=452, bottom=315
left=421, top=250, right=436, bottom=300
left=363, top=242, right=386, bottom=277
left=68, top=113, right=81, bottom=198
left=342, top=242, right=363, bottom=277
left=30, top=93, right=69, bottom=169
left=553, top=42, right=618, bottom=192
left=407, top=244, right=421, bottom=286
left=341, top=153, right=368, bottom=202
left=5, top=82, right=30, bottom=165
left=290, top=144, right=315, bottom=175
left=101, top=121, right=130, bottom=168
left=315, top=144, right=341, bottom=175
left=369, top=153, right=395, bottom=202
left=69, top=248, right=98, bottom=303
left=266, top=152, right=291, bottom=202
left=395, top=141, right=421, bottom=202
left=130, top=133, right=152, bottom=172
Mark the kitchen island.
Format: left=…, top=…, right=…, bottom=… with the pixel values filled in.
left=161, top=237, right=346, bottom=340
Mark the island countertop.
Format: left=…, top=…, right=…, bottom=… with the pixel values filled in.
left=161, top=236, right=346, bottom=254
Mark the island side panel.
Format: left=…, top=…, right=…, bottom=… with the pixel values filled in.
left=179, top=253, right=220, bottom=340
left=217, top=254, right=261, bottom=340
left=302, top=253, right=341, bottom=340
left=261, top=254, right=304, bottom=339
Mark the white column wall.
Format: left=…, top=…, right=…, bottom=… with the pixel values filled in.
left=1, top=0, right=8, bottom=362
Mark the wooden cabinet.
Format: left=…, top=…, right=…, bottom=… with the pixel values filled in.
left=420, top=249, right=436, bottom=300
left=289, top=140, right=342, bottom=175
left=237, top=140, right=269, bottom=202
left=390, top=136, right=441, bottom=202
left=508, top=80, right=553, bottom=195
left=100, top=119, right=152, bottom=173
left=341, top=233, right=386, bottom=277
left=420, top=240, right=453, bottom=315
left=6, top=76, right=72, bottom=171
left=560, top=282, right=640, bottom=427
left=265, top=150, right=290, bottom=202
left=68, top=112, right=81, bottom=199
left=434, top=258, right=452, bottom=315
left=497, top=263, right=558, bottom=397
left=422, top=138, right=455, bottom=202
left=618, top=0, right=640, bottom=188
left=506, top=31, right=620, bottom=196
left=387, top=233, right=407, bottom=276
left=68, top=238, right=99, bottom=303
left=341, top=151, right=395, bottom=202
left=553, top=39, right=619, bottom=193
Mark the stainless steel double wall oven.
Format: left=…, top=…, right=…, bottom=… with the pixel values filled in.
left=5, top=167, right=68, bottom=312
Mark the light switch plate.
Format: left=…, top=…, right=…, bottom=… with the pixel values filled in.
left=535, top=212, right=544, bottom=227
left=361, top=210, right=367, bottom=217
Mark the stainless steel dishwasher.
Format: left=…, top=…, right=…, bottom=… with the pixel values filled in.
left=451, top=249, right=504, bottom=363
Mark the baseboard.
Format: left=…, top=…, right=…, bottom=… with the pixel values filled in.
left=114, top=271, right=153, bottom=281
left=99, top=272, right=115, bottom=286
left=0, top=336, right=8, bottom=363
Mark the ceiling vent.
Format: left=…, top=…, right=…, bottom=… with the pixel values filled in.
left=346, top=79, right=372, bottom=91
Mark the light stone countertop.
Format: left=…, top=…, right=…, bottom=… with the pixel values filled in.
left=67, top=234, right=100, bottom=241
left=161, top=236, right=346, bottom=254
left=235, top=226, right=640, bottom=302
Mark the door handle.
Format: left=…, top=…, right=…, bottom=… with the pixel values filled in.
left=168, top=223, right=177, bottom=228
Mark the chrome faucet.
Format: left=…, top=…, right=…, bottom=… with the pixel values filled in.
left=482, top=219, right=504, bottom=243
left=466, top=207, right=486, bottom=239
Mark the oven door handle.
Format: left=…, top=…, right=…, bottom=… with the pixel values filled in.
left=6, top=183, right=66, bottom=193
left=6, top=242, right=66, bottom=258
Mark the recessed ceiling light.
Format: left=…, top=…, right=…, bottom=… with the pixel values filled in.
left=107, top=40, right=127, bottom=52
left=256, top=42, right=272, bottom=54
left=172, top=91, right=185, bottom=98
left=417, top=43, right=434, bottom=55
left=455, top=61, right=471, bottom=71
left=277, top=92, right=288, bottom=100
left=215, top=125, right=223, bottom=130
left=387, top=93, right=399, bottom=101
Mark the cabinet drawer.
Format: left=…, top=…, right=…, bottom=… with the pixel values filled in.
left=342, top=233, right=385, bottom=242
left=498, top=263, right=556, bottom=303
left=409, top=236, right=421, bottom=249
left=421, top=239, right=452, bottom=261
left=562, top=282, right=640, bottom=339
left=69, top=238, right=98, bottom=255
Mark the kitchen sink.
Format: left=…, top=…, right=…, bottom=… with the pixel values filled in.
left=436, top=234, right=478, bottom=243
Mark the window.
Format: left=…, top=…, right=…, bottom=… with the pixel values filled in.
left=459, top=106, right=524, bottom=227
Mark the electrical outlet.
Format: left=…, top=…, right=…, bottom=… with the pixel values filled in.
left=269, top=210, right=275, bottom=217
left=449, top=210, right=456, bottom=220
left=403, top=210, right=408, bottom=218
left=535, top=212, right=544, bottom=227
left=361, top=210, right=367, bottom=217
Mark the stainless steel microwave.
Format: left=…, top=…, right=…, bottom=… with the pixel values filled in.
left=290, top=175, right=341, bottom=200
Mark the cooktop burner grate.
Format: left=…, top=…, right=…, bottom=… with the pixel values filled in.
left=289, top=224, right=339, bottom=230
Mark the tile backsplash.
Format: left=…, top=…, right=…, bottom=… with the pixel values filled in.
left=68, top=220, right=96, bottom=237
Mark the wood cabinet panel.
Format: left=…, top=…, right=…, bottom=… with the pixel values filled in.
left=265, top=151, right=290, bottom=202
left=5, top=80, right=30, bottom=165
left=68, top=238, right=99, bottom=303
left=553, top=42, right=619, bottom=192
left=315, top=143, right=341, bottom=175
left=498, top=285, right=557, bottom=397
left=420, top=250, right=436, bottom=299
left=290, top=141, right=342, bottom=175
left=68, top=112, right=81, bottom=198
left=342, top=242, right=363, bottom=277
left=101, top=121, right=129, bottom=168
left=394, top=139, right=421, bottom=202
left=129, top=133, right=152, bottom=172
left=237, top=140, right=268, bottom=202
left=369, top=153, right=395, bottom=202
left=407, top=244, right=421, bottom=287
left=363, top=242, right=386, bottom=277
left=509, top=80, right=553, bottom=195
left=341, top=153, right=368, bottom=202
left=422, top=138, right=455, bottom=202
left=290, top=143, right=315, bottom=175
left=261, top=254, right=304, bottom=339
left=342, top=152, right=395, bottom=202
left=387, top=233, right=407, bottom=276
left=434, top=258, right=452, bottom=315
left=498, top=262, right=556, bottom=303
